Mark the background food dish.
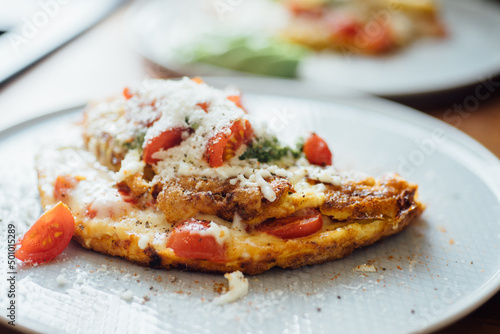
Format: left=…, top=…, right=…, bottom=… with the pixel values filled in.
left=279, top=0, right=445, bottom=54
left=1, top=83, right=499, bottom=333
left=126, top=0, right=500, bottom=97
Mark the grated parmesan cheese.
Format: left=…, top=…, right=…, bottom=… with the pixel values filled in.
left=121, top=289, right=134, bottom=301
left=145, top=77, right=246, bottom=162
left=213, top=271, right=249, bottom=305
left=197, top=222, right=231, bottom=246
left=56, top=275, right=67, bottom=287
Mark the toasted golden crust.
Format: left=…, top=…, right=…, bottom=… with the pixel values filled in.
left=145, top=173, right=419, bottom=226
left=70, top=200, right=422, bottom=275
left=154, top=176, right=325, bottom=225
left=321, top=175, right=419, bottom=221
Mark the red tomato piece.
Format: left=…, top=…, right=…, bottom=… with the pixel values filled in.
left=167, top=219, right=226, bottom=262
left=328, top=14, right=361, bottom=42
left=360, top=20, right=393, bottom=54
left=117, top=184, right=138, bottom=205
left=15, top=202, right=75, bottom=264
left=86, top=203, right=97, bottom=219
left=205, top=119, right=253, bottom=167
left=303, top=133, right=332, bottom=166
left=53, top=175, right=81, bottom=202
left=288, top=3, right=324, bottom=17
left=197, top=102, right=210, bottom=112
left=143, top=127, right=189, bottom=164
left=227, top=95, right=246, bottom=112
left=143, top=111, right=161, bottom=127
left=328, top=14, right=394, bottom=54
left=123, top=87, right=133, bottom=100
left=257, top=213, right=323, bottom=239
left=191, top=77, right=205, bottom=84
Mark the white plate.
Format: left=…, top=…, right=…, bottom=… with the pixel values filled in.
left=126, top=0, right=500, bottom=97
left=1, top=78, right=500, bottom=334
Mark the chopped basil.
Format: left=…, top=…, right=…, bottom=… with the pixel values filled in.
left=185, top=116, right=200, bottom=130
left=240, top=136, right=303, bottom=163
left=124, top=128, right=147, bottom=150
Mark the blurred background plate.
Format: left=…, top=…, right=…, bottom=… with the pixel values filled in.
left=1, top=77, right=500, bottom=333
left=126, top=0, right=500, bottom=97
left=0, top=0, right=125, bottom=85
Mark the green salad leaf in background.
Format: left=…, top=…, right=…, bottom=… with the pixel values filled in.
left=178, top=34, right=308, bottom=78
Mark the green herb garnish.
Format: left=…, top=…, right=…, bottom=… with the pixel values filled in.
left=240, top=136, right=303, bottom=163
left=123, top=128, right=147, bottom=150
left=185, top=116, right=200, bottom=130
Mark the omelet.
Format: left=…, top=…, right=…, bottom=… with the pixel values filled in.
left=35, top=78, right=423, bottom=275
left=280, top=0, right=446, bottom=54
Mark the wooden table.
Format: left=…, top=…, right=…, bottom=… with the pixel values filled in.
left=1, top=6, right=499, bottom=334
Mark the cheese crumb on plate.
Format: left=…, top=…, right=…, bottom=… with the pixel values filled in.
left=213, top=271, right=249, bottom=305
left=352, top=264, right=377, bottom=272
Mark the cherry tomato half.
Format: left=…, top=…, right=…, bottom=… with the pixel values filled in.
left=143, top=127, right=189, bottom=164
left=328, top=15, right=393, bottom=54
left=257, top=213, right=323, bottom=239
left=15, top=202, right=75, bottom=264
left=205, top=119, right=253, bottom=167
left=197, top=102, right=210, bottom=112
left=123, top=87, right=133, bottom=100
left=191, top=77, right=205, bottom=84
left=357, top=21, right=393, bottom=54
left=303, top=133, right=332, bottom=166
left=167, top=219, right=226, bottom=263
left=227, top=95, right=246, bottom=112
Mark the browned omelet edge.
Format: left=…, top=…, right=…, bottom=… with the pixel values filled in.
left=75, top=206, right=422, bottom=275
left=37, top=172, right=423, bottom=275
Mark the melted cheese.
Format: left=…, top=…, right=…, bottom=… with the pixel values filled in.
left=197, top=222, right=231, bottom=246
left=231, top=213, right=248, bottom=236
left=42, top=147, right=171, bottom=244
left=137, top=234, right=151, bottom=250
left=67, top=179, right=130, bottom=219
left=196, top=213, right=249, bottom=239
left=213, top=271, right=249, bottom=305
left=116, top=149, right=145, bottom=182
